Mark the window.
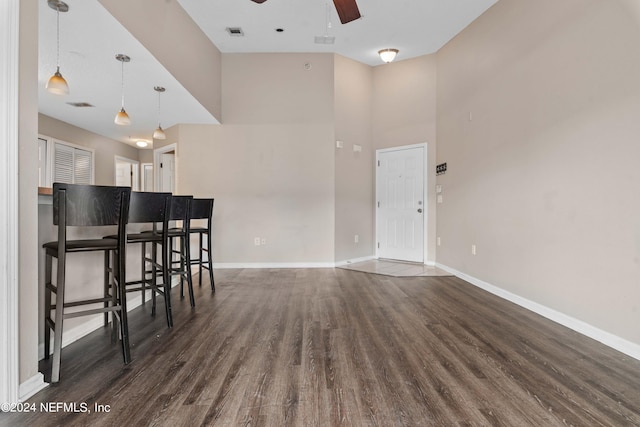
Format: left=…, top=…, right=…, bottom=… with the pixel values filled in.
left=38, top=135, right=95, bottom=187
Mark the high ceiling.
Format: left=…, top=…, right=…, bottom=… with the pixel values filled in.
left=178, top=0, right=497, bottom=66
left=38, top=0, right=497, bottom=148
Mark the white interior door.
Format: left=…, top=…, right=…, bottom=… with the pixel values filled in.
left=376, top=146, right=425, bottom=263
left=141, top=163, right=154, bottom=192
left=160, top=153, right=175, bottom=193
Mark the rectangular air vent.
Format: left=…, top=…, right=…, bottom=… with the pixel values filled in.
left=226, top=27, right=244, bottom=37
left=66, top=102, right=94, bottom=108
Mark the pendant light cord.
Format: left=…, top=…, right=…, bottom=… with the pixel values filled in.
left=55, top=7, right=61, bottom=70
left=157, top=90, right=162, bottom=127
left=120, top=59, right=125, bottom=109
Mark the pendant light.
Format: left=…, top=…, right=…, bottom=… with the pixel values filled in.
left=114, top=54, right=131, bottom=126
left=153, top=86, right=166, bottom=140
left=46, top=0, right=70, bottom=95
left=378, top=48, right=399, bottom=63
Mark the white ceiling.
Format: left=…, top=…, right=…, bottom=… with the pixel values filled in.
left=178, top=0, right=498, bottom=66
left=38, top=0, right=497, bottom=148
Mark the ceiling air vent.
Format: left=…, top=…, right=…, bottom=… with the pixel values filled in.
left=66, top=102, right=94, bottom=107
left=226, top=27, right=244, bottom=37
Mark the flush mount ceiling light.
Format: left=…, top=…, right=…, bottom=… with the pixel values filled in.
left=378, top=48, right=399, bottom=63
left=153, top=86, right=166, bottom=140
left=136, top=140, right=149, bottom=148
left=46, top=0, right=70, bottom=95
left=114, top=54, right=131, bottom=126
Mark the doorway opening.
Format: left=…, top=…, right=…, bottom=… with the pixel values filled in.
left=114, top=156, right=139, bottom=190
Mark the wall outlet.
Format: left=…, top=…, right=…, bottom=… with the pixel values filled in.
left=471, top=244, right=476, bottom=255
left=254, top=237, right=261, bottom=246
left=336, top=140, right=344, bottom=148
left=354, top=234, right=359, bottom=243
left=437, top=194, right=443, bottom=204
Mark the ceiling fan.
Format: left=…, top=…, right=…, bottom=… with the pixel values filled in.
left=250, top=0, right=361, bottom=24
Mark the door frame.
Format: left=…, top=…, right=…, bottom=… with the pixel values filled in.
left=114, top=156, right=139, bottom=190
left=375, top=143, right=429, bottom=264
left=1, top=0, right=20, bottom=404
left=154, top=143, right=177, bottom=192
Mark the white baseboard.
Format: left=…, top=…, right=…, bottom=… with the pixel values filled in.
left=213, top=262, right=336, bottom=269
left=19, top=373, right=47, bottom=401
left=435, top=263, right=640, bottom=361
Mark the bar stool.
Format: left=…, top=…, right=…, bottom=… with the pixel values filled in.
left=104, top=191, right=173, bottom=327
left=166, top=196, right=195, bottom=307
left=43, top=183, right=131, bottom=384
left=188, top=198, right=215, bottom=292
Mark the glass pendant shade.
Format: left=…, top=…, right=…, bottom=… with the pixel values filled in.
left=153, top=126, right=166, bottom=140
left=114, top=108, right=131, bottom=126
left=46, top=67, right=69, bottom=95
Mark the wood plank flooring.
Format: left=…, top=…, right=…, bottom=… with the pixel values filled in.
left=2, top=268, right=640, bottom=426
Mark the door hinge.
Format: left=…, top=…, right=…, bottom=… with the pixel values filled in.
left=377, top=201, right=380, bottom=208
left=377, top=242, right=380, bottom=249
left=160, top=163, right=163, bottom=168
left=377, top=160, right=380, bottom=166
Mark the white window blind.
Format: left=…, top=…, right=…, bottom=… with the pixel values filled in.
left=53, top=142, right=93, bottom=185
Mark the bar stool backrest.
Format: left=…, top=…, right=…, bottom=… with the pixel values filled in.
left=169, top=195, right=193, bottom=224
left=53, top=183, right=131, bottom=227
left=129, top=191, right=172, bottom=225
left=189, top=198, right=214, bottom=221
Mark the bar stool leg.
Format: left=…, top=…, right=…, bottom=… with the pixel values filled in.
left=44, top=253, right=52, bottom=360
left=141, top=242, right=146, bottom=305
left=115, top=248, right=131, bottom=364
left=51, top=251, right=67, bottom=384
left=184, top=234, right=195, bottom=307
left=151, top=240, right=157, bottom=316
left=206, top=231, right=215, bottom=292
left=198, top=233, right=203, bottom=287
left=103, top=251, right=110, bottom=327
left=160, top=238, right=173, bottom=328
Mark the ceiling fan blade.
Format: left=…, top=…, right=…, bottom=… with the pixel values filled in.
left=250, top=0, right=268, bottom=3
left=333, top=0, right=361, bottom=24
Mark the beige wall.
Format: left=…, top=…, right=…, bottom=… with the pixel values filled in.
left=436, top=0, right=640, bottom=344
left=334, top=55, right=375, bottom=262
left=39, top=114, right=140, bottom=186
left=372, top=55, right=438, bottom=263
left=19, top=0, right=40, bottom=384
left=98, top=0, right=222, bottom=121
left=176, top=54, right=336, bottom=264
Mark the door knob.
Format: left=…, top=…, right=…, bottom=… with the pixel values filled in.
left=417, top=208, right=423, bottom=213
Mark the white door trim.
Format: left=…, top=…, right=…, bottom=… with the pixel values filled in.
left=0, top=0, right=21, bottom=404
left=375, top=143, right=429, bottom=264
left=154, top=143, right=177, bottom=192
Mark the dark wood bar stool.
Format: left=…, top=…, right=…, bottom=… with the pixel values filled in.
left=188, top=198, right=215, bottom=292
left=104, top=191, right=173, bottom=327
left=166, top=196, right=195, bottom=307
left=43, top=183, right=131, bottom=384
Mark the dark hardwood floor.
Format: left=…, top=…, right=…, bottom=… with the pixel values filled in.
left=2, top=268, right=640, bottom=426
